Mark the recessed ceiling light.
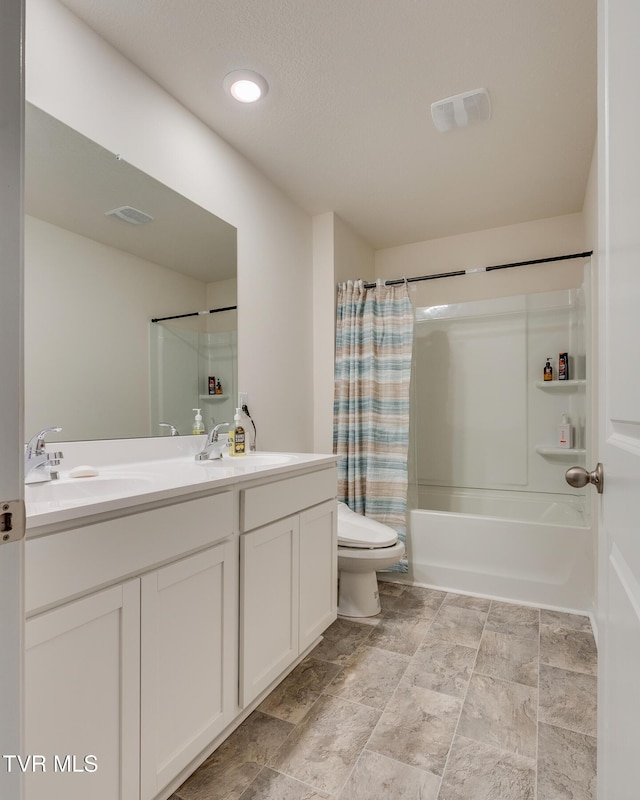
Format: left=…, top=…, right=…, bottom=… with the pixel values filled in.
left=223, top=70, right=268, bottom=103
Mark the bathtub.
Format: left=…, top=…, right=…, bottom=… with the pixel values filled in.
left=407, top=487, right=593, bottom=612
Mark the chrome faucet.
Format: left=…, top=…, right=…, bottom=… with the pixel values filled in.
left=195, top=423, right=229, bottom=461
left=159, top=422, right=179, bottom=436
left=24, top=427, right=64, bottom=484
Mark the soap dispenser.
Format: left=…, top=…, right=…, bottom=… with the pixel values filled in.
left=192, top=408, right=205, bottom=435
left=558, top=413, right=572, bottom=449
left=229, top=408, right=246, bottom=456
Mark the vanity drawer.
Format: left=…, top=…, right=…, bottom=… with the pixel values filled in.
left=240, top=467, right=337, bottom=532
left=26, top=490, right=234, bottom=615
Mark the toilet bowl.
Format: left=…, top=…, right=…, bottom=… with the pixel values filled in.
left=337, top=501, right=406, bottom=617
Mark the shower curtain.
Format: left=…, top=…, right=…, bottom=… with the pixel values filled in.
left=333, top=279, right=414, bottom=571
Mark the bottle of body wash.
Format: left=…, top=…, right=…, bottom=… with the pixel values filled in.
left=544, top=357, right=553, bottom=381
left=558, top=413, right=572, bottom=449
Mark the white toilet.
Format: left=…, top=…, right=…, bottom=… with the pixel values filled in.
left=337, top=501, right=406, bottom=617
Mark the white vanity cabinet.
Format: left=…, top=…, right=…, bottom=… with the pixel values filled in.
left=140, top=538, right=236, bottom=800
left=239, top=468, right=337, bottom=706
left=25, top=580, right=141, bottom=800
left=25, top=490, right=235, bottom=800
left=24, top=456, right=338, bottom=800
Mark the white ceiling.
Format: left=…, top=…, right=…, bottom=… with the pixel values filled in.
left=58, top=0, right=597, bottom=251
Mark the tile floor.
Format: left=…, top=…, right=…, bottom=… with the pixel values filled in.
left=171, top=582, right=597, bottom=800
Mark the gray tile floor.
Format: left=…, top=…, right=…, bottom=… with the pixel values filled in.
left=172, top=582, right=597, bottom=800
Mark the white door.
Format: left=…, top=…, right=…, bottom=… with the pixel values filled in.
left=0, top=2, right=25, bottom=800
left=598, top=0, right=640, bottom=796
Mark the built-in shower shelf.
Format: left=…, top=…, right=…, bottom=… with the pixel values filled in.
left=199, top=394, right=227, bottom=401
left=535, top=379, right=586, bottom=389
left=535, top=446, right=586, bottom=457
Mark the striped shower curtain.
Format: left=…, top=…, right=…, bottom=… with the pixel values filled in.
left=333, top=279, right=414, bottom=571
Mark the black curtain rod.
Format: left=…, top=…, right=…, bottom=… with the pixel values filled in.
left=151, top=305, right=237, bottom=323
left=362, top=251, right=593, bottom=289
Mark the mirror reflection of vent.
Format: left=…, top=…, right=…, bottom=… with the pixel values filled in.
left=105, top=205, right=154, bottom=224
left=431, top=88, right=491, bottom=133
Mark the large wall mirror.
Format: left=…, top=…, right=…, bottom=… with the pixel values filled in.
left=24, top=104, right=237, bottom=442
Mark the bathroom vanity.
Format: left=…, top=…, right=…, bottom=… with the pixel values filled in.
left=23, top=440, right=338, bottom=800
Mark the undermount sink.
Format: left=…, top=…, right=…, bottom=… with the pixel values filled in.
left=25, top=472, right=156, bottom=507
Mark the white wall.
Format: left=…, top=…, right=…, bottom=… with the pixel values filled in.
left=334, top=214, right=375, bottom=286
left=26, top=0, right=315, bottom=452
left=25, top=215, right=206, bottom=440
left=376, top=212, right=586, bottom=307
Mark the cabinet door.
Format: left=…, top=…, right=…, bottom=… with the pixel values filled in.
left=299, top=500, right=338, bottom=651
left=25, top=581, right=140, bottom=800
left=240, top=516, right=299, bottom=706
left=140, top=539, right=236, bottom=800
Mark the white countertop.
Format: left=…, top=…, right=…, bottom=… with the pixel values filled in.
left=26, top=438, right=337, bottom=537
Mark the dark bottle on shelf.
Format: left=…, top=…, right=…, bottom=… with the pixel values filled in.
left=558, top=352, right=569, bottom=381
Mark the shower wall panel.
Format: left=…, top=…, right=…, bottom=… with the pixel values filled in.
left=414, top=308, right=527, bottom=489
left=413, top=290, right=586, bottom=497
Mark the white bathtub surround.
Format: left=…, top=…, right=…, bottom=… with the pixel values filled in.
left=334, top=280, right=414, bottom=572
left=412, top=288, right=588, bottom=497
left=409, top=285, right=593, bottom=614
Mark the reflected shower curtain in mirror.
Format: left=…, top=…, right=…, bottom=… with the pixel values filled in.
left=333, top=279, right=414, bottom=572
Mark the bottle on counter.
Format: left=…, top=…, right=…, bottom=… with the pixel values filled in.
left=229, top=407, right=246, bottom=456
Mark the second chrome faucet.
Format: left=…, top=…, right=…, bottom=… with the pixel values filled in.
left=195, top=423, right=230, bottom=461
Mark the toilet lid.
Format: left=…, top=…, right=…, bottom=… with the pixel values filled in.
left=337, top=502, right=398, bottom=548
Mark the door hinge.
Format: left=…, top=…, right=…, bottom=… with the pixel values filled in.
left=0, top=500, right=26, bottom=544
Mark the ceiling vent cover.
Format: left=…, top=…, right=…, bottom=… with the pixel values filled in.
left=105, top=205, right=154, bottom=225
left=431, top=88, right=491, bottom=133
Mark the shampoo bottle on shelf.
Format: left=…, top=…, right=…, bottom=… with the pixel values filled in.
left=229, top=407, right=246, bottom=456
left=543, top=356, right=553, bottom=381
left=192, top=408, right=205, bottom=435
left=558, top=413, right=573, bottom=449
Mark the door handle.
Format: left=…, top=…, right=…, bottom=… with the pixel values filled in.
left=565, top=463, right=604, bottom=494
